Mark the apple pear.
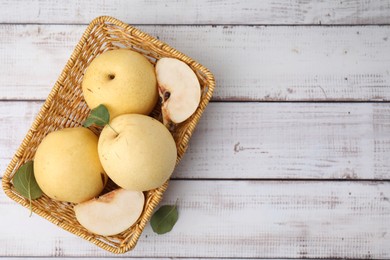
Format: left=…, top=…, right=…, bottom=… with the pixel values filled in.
left=155, top=57, right=201, bottom=124
left=74, top=188, right=145, bottom=236
left=98, top=114, right=177, bottom=191
left=34, top=127, right=107, bottom=203
left=82, top=49, right=158, bottom=119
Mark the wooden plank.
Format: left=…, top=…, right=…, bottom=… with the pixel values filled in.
left=0, top=257, right=328, bottom=260
left=1, top=258, right=316, bottom=260
left=0, top=258, right=273, bottom=260
left=0, top=0, right=389, bottom=24
left=1, top=25, right=390, bottom=101
left=1, top=102, right=389, bottom=180
left=0, top=180, right=389, bottom=258
left=0, top=255, right=276, bottom=260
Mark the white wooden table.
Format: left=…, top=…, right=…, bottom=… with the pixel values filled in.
left=1, top=1, right=389, bottom=259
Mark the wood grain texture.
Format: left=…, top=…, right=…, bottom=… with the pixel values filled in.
left=1, top=25, right=389, bottom=101
left=0, top=0, right=390, bottom=25
left=1, top=102, right=389, bottom=180
left=0, top=180, right=389, bottom=258
left=0, top=255, right=278, bottom=260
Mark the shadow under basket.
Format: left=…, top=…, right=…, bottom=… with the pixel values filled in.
left=1, top=16, right=215, bottom=254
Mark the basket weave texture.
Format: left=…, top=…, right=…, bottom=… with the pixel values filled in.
left=1, top=16, right=215, bottom=254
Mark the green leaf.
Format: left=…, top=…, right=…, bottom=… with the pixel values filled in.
left=150, top=204, right=179, bottom=235
left=83, top=104, right=110, bottom=127
left=12, top=161, right=43, bottom=216
left=13, top=161, right=42, bottom=199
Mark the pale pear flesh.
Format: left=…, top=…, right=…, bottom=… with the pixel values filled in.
left=74, top=189, right=145, bottom=236
left=156, top=58, right=201, bottom=124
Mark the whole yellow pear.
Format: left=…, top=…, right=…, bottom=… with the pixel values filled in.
left=34, top=127, right=107, bottom=203
left=98, top=114, right=177, bottom=191
left=82, top=49, right=158, bottom=119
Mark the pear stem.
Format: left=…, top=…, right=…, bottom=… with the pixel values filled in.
left=107, top=123, right=119, bottom=135
left=28, top=193, right=32, bottom=217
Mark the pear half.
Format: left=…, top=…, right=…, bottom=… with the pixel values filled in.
left=155, top=57, right=201, bottom=124
left=74, top=188, right=145, bottom=236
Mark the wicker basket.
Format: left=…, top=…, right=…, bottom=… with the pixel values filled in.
left=1, top=16, right=215, bottom=254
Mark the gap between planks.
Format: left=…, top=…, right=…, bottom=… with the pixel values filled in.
left=3, top=100, right=390, bottom=103
left=3, top=23, right=390, bottom=26
left=0, top=258, right=377, bottom=260
left=2, top=176, right=390, bottom=182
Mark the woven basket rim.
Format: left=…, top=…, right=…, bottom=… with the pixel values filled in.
left=1, top=15, right=215, bottom=254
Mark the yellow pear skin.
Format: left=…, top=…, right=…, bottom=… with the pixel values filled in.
left=34, top=127, right=107, bottom=203
left=98, top=114, right=177, bottom=191
left=82, top=49, right=158, bottom=119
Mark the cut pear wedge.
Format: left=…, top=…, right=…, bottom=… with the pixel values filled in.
left=74, top=188, right=145, bottom=236
left=156, top=57, right=201, bottom=124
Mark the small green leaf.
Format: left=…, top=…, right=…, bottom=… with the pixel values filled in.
left=12, top=161, right=43, bottom=216
left=13, top=161, right=42, bottom=199
left=83, top=104, right=110, bottom=127
left=150, top=204, right=179, bottom=235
